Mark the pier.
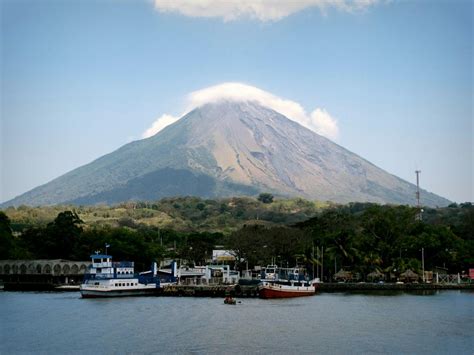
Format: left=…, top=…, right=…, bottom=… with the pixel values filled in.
left=159, top=284, right=259, bottom=297
left=156, top=282, right=473, bottom=298
left=317, top=282, right=473, bottom=292
left=1, top=258, right=472, bottom=294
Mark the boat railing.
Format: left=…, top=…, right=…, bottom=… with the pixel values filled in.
left=83, top=274, right=115, bottom=280
left=113, top=261, right=134, bottom=268
left=85, top=273, right=133, bottom=280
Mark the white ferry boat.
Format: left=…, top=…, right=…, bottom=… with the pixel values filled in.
left=80, top=253, right=176, bottom=298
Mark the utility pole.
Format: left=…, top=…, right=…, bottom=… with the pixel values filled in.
left=422, top=247, right=425, bottom=282
left=321, top=246, right=324, bottom=282
left=316, top=246, right=319, bottom=279
left=415, top=170, right=422, bottom=221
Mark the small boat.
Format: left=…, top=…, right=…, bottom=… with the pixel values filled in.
left=224, top=296, right=236, bottom=305
left=258, top=265, right=317, bottom=299
left=80, top=253, right=176, bottom=298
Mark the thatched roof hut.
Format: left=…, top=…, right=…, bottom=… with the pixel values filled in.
left=334, top=269, right=353, bottom=281
left=367, top=270, right=385, bottom=281
left=400, top=269, right=419, bottom=282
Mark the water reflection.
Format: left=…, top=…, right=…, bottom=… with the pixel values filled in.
left=1, top=290, right=472, bottom=354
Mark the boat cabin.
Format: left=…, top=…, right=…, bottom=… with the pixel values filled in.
left=263, top=265, right=278, bottom=281
left=87, top=254, right=134, bottom=279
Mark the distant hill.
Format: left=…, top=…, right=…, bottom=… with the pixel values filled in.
left=2, top=197, right=330, bottom=233
left=2, top=100, right=450, bottom=207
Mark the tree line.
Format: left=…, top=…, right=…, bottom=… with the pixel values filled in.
left=1, top=202, right=472, bottom=278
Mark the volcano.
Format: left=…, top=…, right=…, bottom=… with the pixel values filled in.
left=3, top=100, right=450, bottom=207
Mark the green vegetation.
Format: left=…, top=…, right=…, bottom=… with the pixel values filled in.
left=257, top=193, right=274, bottom=204
left=3, top=197, right=329, bottom=234
left=0, top=212, right=15, bottom=259
left=294, top=203, right=473, bottom=279
left=1, top=198, right=472, bottom=277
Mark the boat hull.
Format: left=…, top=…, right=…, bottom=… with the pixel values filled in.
left=80, top=287, right=159, bottom=298
left=258, top=282, right=315, bottom=299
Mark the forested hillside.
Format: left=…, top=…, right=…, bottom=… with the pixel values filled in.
left=3, top=196, right=329, bottom=234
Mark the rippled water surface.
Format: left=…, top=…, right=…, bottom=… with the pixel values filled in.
left=1, top=290, right=472, bottom=354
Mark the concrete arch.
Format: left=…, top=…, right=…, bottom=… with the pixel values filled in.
left=12, top=264, right=18, bottom=274
left=20, top=264, right=27, bottom=274
left=0, top=265, right=3, bottom=274
left=4, top=264, right=10, bottom=274
left=44, top=264, right=52, bottom=274
left=80, top=264, right=87, bottom=272
left=62, top=265, right=70, bottom=274
left=36, top=264, right=42, bottom=274
left=71, top=264, right=79, bottom=274
left=28, top=263, right=36, bottom=273
left=53, top=264, right=61, bottom=275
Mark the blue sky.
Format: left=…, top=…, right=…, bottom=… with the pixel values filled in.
left=1, top=0, right=472, bottom=203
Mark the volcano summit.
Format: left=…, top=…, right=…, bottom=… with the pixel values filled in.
left=3, top=100, right=450, bottom=207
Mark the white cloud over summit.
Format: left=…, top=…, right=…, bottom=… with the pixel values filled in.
left=142, top=82, right=339, bottom=141
left=154, top=0, right=380, bottom=22
left=142, top=114, right=181, bottom=141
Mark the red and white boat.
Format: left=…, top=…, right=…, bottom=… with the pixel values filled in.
left=258, top=280, right=316, bottom=298
left=258, top=265, right=318, bottom=299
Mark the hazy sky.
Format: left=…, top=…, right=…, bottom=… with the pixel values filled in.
left=1, top=0, right=472, bottom=204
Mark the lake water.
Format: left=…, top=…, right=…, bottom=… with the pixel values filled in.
left=1, top=290, right=472, bottom=354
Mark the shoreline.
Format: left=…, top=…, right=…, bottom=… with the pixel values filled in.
left=317, top=282, right=474, bottom=292
left=2, top=281, right=472, bottom=295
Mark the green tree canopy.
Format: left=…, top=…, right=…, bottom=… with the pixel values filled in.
left=0, top=212, right=14, bottom=259
left=257, top=193, right=274, bottom=204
